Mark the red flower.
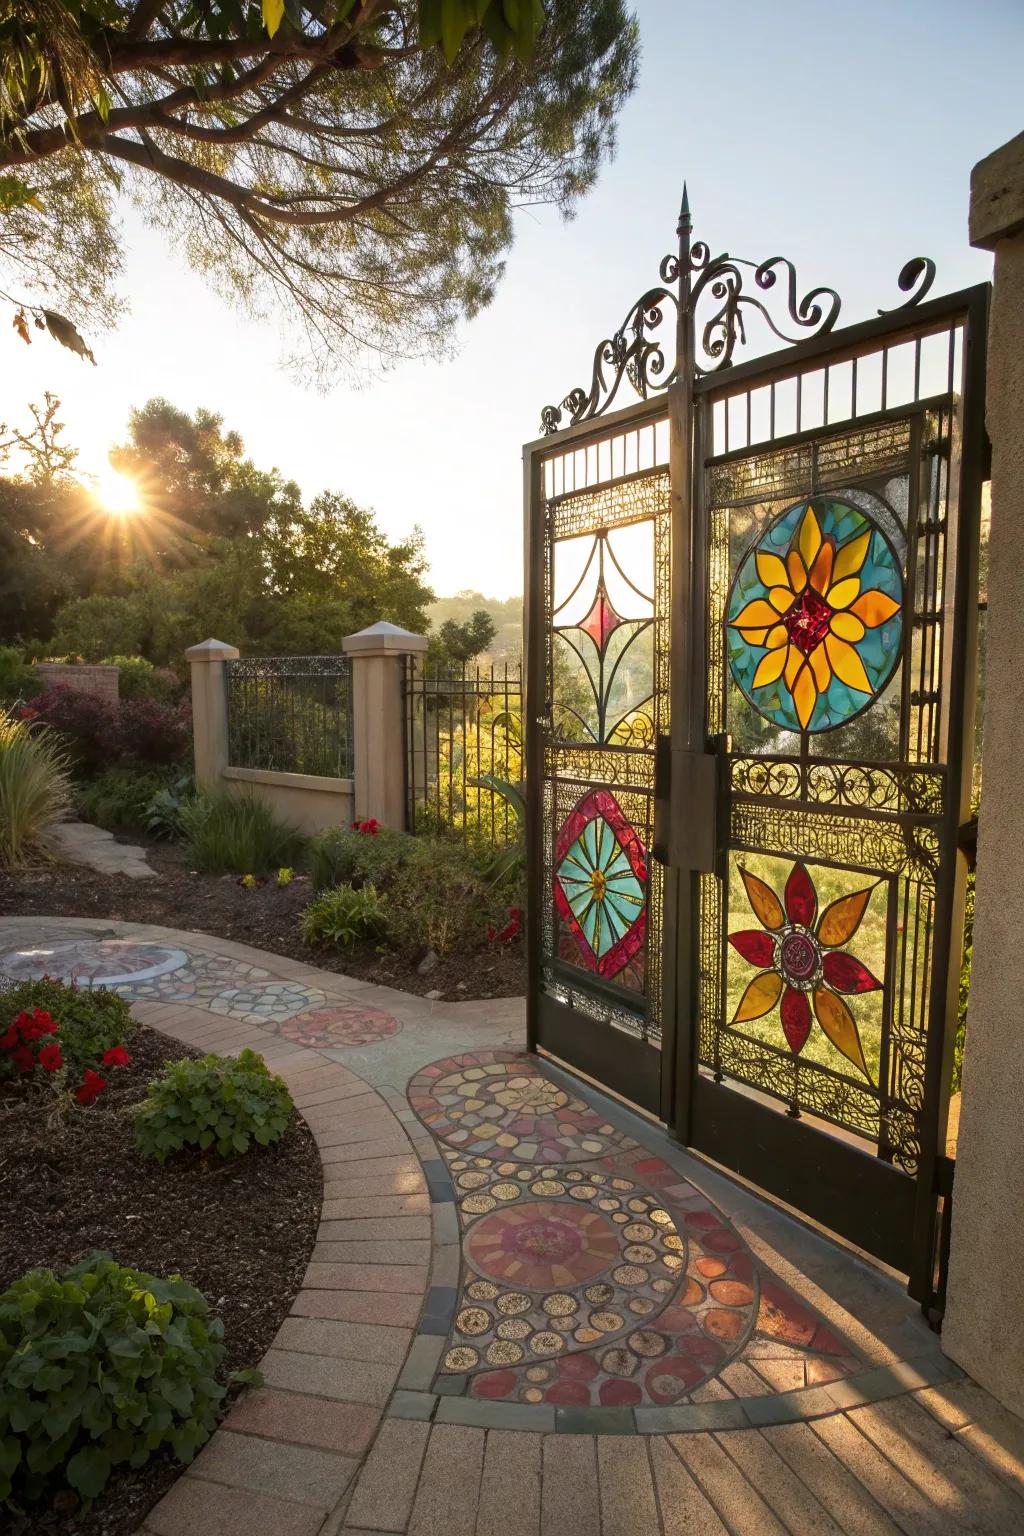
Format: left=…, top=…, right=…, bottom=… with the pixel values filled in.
left=11, top=1045, right=35, bottom=1075
left=74, top=1069, right=106, bottom=1106
left=351, top=817, right=380, bottom=836
left=17, top=706, right=38, bottom=720
left=0, top=1024, right=18, bottom=1051
left=38, top=1043, right=63, bottom=1072
left=101, top=1045, right=130, bottom=1068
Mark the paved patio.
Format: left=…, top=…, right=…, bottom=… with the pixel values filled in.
left=2, top=914, right=1023, bottom=1535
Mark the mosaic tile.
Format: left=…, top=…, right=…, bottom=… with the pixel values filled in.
left=407, top=1050, right=637, bottom=1164
left=407, top=1050, right=864, bottom=1418
left=1, top=939, right=189, bottom=987
left=278, top=1004, right=401, bottom=1048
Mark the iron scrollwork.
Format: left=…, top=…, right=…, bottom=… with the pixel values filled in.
left=539, top=274, right=678, bottom=436
left=540, top=188, right=939, bottom=434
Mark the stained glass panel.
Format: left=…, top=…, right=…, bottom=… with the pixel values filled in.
left=540, top=471, right=670, bottom=1045
left=726, top=496, right=904, bottom=736
left=551, top=522, right=655, bottom=746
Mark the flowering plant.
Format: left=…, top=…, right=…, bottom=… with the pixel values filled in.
left=0, top=981, right=133, bottom=1105
left=0, top=1008, right=62, bottom=1077
left=350, top=817, right=380, bottom=836
left=487, top=906, right=523, bottom=944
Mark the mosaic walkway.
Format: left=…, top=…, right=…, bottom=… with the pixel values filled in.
left=1, top=916, right=1022, bottom=1534
left=0, top=934, right=402, bottom=1046
left=406, top=1052, right=859, bottom=1422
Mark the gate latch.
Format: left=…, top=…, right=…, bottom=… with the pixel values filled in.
left=653, top=736, right=717, bottom=872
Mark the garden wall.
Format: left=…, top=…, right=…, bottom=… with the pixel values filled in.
left=34, top=662, right=119, bottom=703
left=187, top=624, right=428, bottom=837
left=221, top=766, right=354, bottom=836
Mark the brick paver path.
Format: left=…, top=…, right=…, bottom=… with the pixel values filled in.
left=2, top=916, right=1023, bottom=1535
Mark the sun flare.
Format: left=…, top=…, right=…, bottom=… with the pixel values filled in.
left=96, top=466, right=142, bottom=516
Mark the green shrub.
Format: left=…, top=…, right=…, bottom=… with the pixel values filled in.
left=300, top=883, right=390, bottom=951
left=1, top=979, right=134, bottom=1083
left=178, top=790, right=305, bottom=874
left=0, top=1251, right=225, bottom=1508
left=0, top=709, right=74, bottom=866
left=310, top=824, right=414, bottom=892
left=77, top=766, right=178, bottom=834
left=144, top=774, right=195, bottom=840
left=388, top=837, right=499, bottom=957
left=0, top=647, right=40, bottom=703
left=99, top=655, right=180, bottom=703
left=134, top=1048, right=293, bottom=1163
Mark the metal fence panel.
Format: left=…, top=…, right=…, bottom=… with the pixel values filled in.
left=404, top=660, right=523, bottom=845
left=226, top=656, right=353, bottom=779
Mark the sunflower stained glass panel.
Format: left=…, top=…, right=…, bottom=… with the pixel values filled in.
left=727, top=496, right=903, bottom=736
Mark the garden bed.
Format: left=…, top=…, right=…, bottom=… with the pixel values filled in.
left=0, top=1022, right=321, bottom=1536
left=0, top=841, right=527, bottom=1001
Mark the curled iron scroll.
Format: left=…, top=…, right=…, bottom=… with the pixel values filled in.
left=539, top=195, right=940, bottom=434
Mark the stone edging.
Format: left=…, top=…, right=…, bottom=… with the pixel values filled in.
left=132, top=997, right=433, bottom=1536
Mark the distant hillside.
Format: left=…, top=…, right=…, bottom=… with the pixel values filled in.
left=427, top=590, right=523, bottom=661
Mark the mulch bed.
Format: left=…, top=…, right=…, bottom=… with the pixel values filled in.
left=0, top=1023, right=321, bottom=1536
left=0, top=841, right=526, bottom=1001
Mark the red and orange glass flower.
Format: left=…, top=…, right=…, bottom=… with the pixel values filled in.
left=728, top=860, right=880, bottom=1080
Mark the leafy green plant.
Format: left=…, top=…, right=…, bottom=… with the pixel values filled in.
left=309, top=824, right=414, bottom=893
left=0, top=1251, right=225, bottom=1508
left=77, top=766, right=178, bottom=834
left=178, top=790, right=305, bottom=875
left=0, top=709, right=74, bottom=866
left=1, top=979, right=134, bottom=1084
left=99, top=655, right=180, bottom=703
left=0, top=647, right=40, bottom=703
left=134, top=1048, right=294, bottom=1163
left=144, top=774, right=195, bottom=840
left=388, top=837, right=499, bottom=957
left=467, top=771, right=527, bottom=883
left=300, top=883, right=390, bottom=951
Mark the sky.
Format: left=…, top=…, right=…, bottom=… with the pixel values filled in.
left=1, top=0, right=1021, bottom=601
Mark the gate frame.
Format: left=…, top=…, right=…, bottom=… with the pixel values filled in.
left=523, top=190, right=989, bottom=1313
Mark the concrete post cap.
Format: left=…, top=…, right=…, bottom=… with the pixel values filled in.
left=970, top=130, right=1024, bottom=250
left=342, top=621, right=429, bottom=657
left=184, top=639, right=241, bottom=662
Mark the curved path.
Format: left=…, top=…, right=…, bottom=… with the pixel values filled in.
left=1, top=915, right=1023, bottom=1536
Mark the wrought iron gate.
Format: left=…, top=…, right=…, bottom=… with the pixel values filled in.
left=524, top=189, right=988, bottom=1307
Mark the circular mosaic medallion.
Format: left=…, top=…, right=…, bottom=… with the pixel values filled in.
left=466, top=1201, right=619, bottom=1289
left=407, top=1052, right=632, bottom=1163
left=727, top=496, right=903, bottom=734
left=278, top=1004, right=400, bottom=1048
left=0, top=939, right=188, bottom=988
left=208, top=981, right=325, bottom=1022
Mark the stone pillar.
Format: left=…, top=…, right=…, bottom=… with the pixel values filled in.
left=342, top=622, right=428, bottom=830
left=944, top=132, right=1024, bottom=1417
left=185, top=638, right=239, bottom=789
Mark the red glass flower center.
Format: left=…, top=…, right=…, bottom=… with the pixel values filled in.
left=780, top=931, right=818, bottom=983
left=782, top=590, right=833, bottom=656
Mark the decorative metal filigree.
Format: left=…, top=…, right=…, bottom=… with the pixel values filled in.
left=540, top=276, right=678, bottom=436
left=540, top=188, right=938, bottom=434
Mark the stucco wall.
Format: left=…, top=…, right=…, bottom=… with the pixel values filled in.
left=943, top=134, right=1024, bottom=1417
left=221, top=766, right=354, bottom=837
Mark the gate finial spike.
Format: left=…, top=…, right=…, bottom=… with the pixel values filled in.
left=678, top=182, right=691, bottom=234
